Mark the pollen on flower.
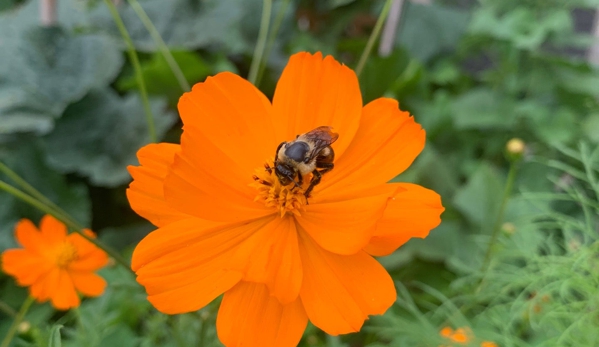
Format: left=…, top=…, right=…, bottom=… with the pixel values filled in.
left=54, top=242, right=78, bottom=268
left=251, top=161, right=308, bottom=217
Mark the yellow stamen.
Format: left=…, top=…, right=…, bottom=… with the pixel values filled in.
left=251, top=161, right=309, bottom=217
left=54, top=242, right=78, bottom=268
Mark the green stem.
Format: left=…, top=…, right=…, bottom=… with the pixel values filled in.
left=0, top=296, right=34, bottom=347
left=480, top=163, right=518, bottom=271
left=248, top=0, right=273, bottom=85
left=126, top=0, right=190, bottom=92
left=0, top=300, right=17, bottom=318
left=0, top=180, right=133, bottom=274
left=255, top=0, right=292, bottom=87
left=198, top=321, right=207, bottom=347
left=0, top=161, right=72, bottom=224
left=355, top=0, right=393, bottom=77
left=103, top=0, right=157, bottom=143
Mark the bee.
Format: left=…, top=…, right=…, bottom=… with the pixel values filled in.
left=274, top=126, right=339, bottom=198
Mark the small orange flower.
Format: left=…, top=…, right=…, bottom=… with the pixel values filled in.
left=127, top=52, right=444, bottom=346
left=439, top=327, right=498, bottom=347
left=1, top=215, right=109, bottom=310
left=439, top=327, right=472, bottom=344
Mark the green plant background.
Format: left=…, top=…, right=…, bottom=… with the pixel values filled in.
left=1, top=0, right=599, bottom=346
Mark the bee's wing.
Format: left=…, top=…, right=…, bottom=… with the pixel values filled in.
left=302, top=126, right=339, bottom=145
left=302, top=126, right=339, bottom=161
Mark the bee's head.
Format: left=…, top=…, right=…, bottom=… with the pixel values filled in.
left=274, top=163, right=296, bottom=186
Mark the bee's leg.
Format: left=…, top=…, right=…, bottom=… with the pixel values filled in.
left=304, top=171, right=321, bottom=199
left=304, top=162, right=334, bottom=198
left=315, top=161, right=334, bottom=175
left=290, top=174, right=303, bottom=191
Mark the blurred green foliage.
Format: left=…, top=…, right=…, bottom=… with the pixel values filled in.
left=1, top=0, right=599, bottom=346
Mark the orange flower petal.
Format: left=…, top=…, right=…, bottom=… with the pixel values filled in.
left=451, top=328, right=471, bottom=343
left=296, top=185, right=393, bottom=255
left=271, top=52, right=362, bottom=158
left=131, top=218, right=223, bottom=271
left=30, top=268, right=59, bottom=302
left=163, top=133, right=273, bottom=222
left=132, top=218, right=273, bottom=314
left=481, top=342, right=498, bottom=347
left=50, top=269, right=80, bottom=310
left=178, top=72, right=276, bottom=174
left=298, top=232, right=396, bottom=335
left=70, top=272, right=106, bottom=297
left=39, top=215, right=67, bottom=244
left=322, top=98, right=426, bottom=195
left=228, top=216, right=302, bottom=304
left=216, top=281, right=308, bottom=347
left=67, top=232, right=109, bottom=272
left=319, top=98, right=425, bottom=196
left=440, top=327, right=454, bottom=337
left=127, top=143, right=189, bottom=227
left=14, top=219, right=44, bottom=254
left=1, top=249, right=51, bottom=286
left=364, top=183, right=444, bottom=256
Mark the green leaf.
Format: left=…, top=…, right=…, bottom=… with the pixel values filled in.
left=117, top=51, right=211, bottom=106
left=0, top=27, right=123, bottom=135
left=359, top=49, right=410, bottom=104
left=380, top=221, right=467, bottom=270
left=89, top=0, right=250, bottom=53
left=0, top=0, right=21, bottom=12
left=451, top=88, right=517, bottom=130
left=554, top=65, right=599, bottom=95
left=533, top=108, right=579, bottom=145
left=394, top=145, right=459, bottom=200
left=470, top=7, right=572, bottom=50
left=396, top=2, right=470, bottom=62
left=0, top=139, right=91, bottom=250
left=583, top=114, right=599, bottom=144
left=453, top=163, right=504, bottom=229
left=48, top=325, right=63, bottom=347
left=42, top=89, right=176, bottom=187
left=323, top=0, right=356, bottom=10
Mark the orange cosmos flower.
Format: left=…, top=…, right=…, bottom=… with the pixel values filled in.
left=1, top=215, right=109, bottom=310
left=439, top=327, right=498, bottom=347
left=127, top=52, right=444, bottom=346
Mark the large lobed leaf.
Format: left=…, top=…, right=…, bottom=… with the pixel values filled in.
left=42, top=88, right=176, bottom=187
left=0, top=27, right=123, bottom=135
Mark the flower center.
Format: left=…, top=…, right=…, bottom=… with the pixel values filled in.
left=251, top=161, right=310, bottom=217
left=54, top=242, right=78, bottom=268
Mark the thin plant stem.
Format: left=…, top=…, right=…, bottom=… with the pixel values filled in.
left=480, top=163, right=518, bottom=271
left=0, top=180, right=133, bottom=274
left=0, top=296, right=34, bottom=347
left=0, top=300, right=17, bottom=318
left=248, top=0, right=273, bottom=85
left=103, top=0, right=157, bottom=143
left=255, top=0, right=292, bottom=87
left=355, top=0, right=393, bottom=77
left=126, top=0, right=190, bottom=92
left=0, top=161, right=71, bottom=223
